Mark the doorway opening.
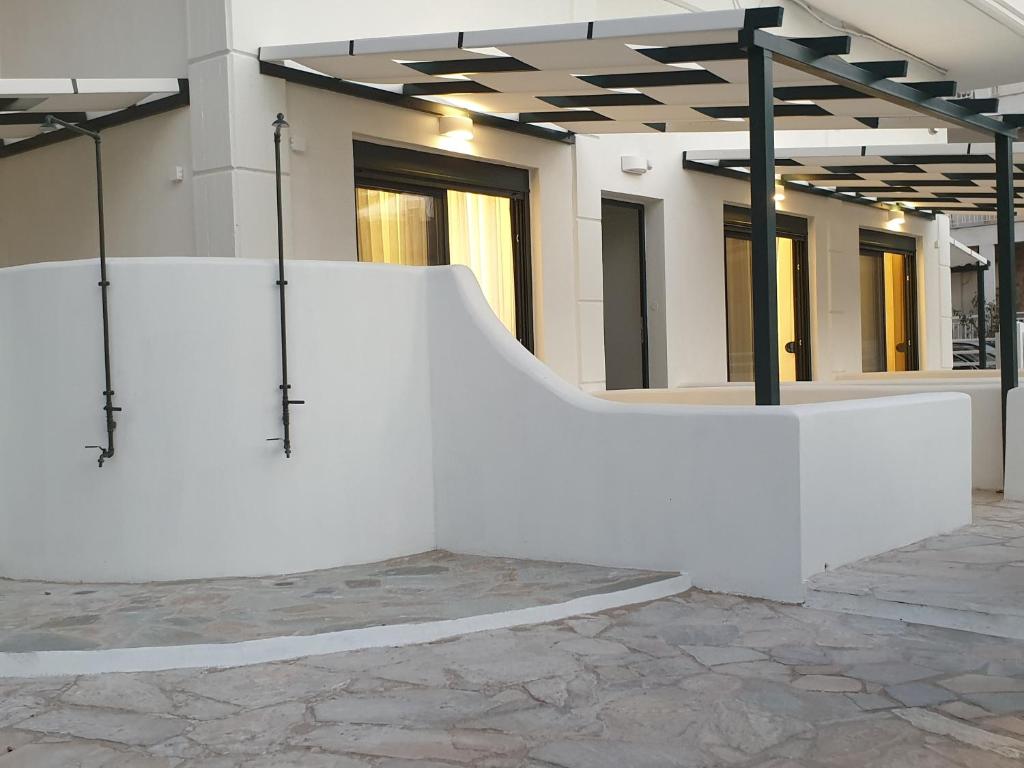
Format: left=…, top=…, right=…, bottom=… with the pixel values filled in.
left=859, top=229, right=919, bottom=372
left=723, top=205, right=811, bottom=382
left=601, top=199, right=649, bottom=390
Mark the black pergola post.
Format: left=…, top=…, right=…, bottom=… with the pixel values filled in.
left=747, top=44, right=780, bottom=406
left=977, top=264, right=987, bottom=370
left=995, top=132, right=1019, bottom=445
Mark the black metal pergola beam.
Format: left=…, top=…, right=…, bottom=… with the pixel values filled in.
left=682, top=158, right=936, bottom=220
left=0, top=80, right=190, bottom=159
left=744, top=30, right=1017, bottom=139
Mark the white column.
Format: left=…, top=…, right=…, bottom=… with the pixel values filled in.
left=186, top=0, right=289, bottom=259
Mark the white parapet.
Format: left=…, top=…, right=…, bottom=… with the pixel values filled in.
left=0, top=259, right=973, bottom=601
left=1005, top=387, right=1024, bottom=502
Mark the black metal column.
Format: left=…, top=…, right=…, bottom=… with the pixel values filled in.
left=747, top=44, right=780, bottom=405
left=995, top=132, right=1019, bottom=446
left=43, top=114, right=121, bottom=467
left=93, top=136, right=119, bottom=467
left=271, top=113, right=303, bottom=457
left=977, top=264, right=987, bottom=370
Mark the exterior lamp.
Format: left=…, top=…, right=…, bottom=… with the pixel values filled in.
left=773, top=181, right=786, bottom=202
left=888, top=206, right=905, bottom=226
left=41, top=114, right=121, bottom=468
left=439, top=114, right=474, bottom=141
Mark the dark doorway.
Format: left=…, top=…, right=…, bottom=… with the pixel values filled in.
left=601, top=199, right=648, bottom=390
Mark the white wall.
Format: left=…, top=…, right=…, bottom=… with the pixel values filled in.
left=0, top=0, right=187, bottom=78
left=0, top=259, right=972, bottom=600
left=428, top=267, right=971, bottom=601
left=574, top=131, right=951, bottom=389
left=798, top=395, right=971, bottom=578
left=600, top=380, right=1002, bottom=491
left=0, top=259, right=436, bottom=581
left=0, top=109, right=195, bottom=267
left=1005, top=387, right=1024, bottom=501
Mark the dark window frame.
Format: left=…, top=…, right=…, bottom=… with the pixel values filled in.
left=723, top=205, right=813, bottom=381
left=601, top=198, right=650, bottom=388
left=859, top=228, right=919, bottom=371
left=353, top=141, right=534, bottom=351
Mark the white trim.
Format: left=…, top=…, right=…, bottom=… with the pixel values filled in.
left=0, top=574, right=691, bottom=678
left=950, top=236, right=988, bottom=265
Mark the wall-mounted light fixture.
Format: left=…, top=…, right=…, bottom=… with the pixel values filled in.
left=773, top=181, right=786, bottom=202
left=620, top=155, right=652, bottom=175
left=439, top=114, right=474, bottom=141
left=888, top=205, right=905, bottom=226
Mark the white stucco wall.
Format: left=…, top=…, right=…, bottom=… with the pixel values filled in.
left=573, top=131, right=952, bottom=390
left=600, top=380, right=1002, bottom=491
left=0, top=259, right=971, bottom=599
left=0, top=259, right=436, bottom=581
left=428, top=268, right=971, bottom=601
left=1005, top=387, right=1024, bottom=501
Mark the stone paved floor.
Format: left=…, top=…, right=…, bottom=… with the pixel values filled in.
left=807, top=492, right=1024, bottom=633
left=0, top=552, right=672, bottom=652
left=2, top=590, right=1024, bottom=766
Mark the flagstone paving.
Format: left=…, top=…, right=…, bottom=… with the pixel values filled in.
left=806, top=492, right=1024, bottom=638
left=1, top=589, right=1023, bottom=766
left=0, top=552, right=673, bottom=652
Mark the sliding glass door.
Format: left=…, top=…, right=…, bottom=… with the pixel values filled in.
left=859, top=230, right=918, bottom=372
left=724, top=206, right=811, bottom=382
left=353, top=141, right=533, bottom=350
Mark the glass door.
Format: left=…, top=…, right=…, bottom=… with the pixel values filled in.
left=353, top=141, right=534, bottom=350
left=859, top=248, right=917, bottom=372
left=724, top=207, right=811, bottom=382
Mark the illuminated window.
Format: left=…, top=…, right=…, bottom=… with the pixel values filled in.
left=353, top=142, right=532, bottom=349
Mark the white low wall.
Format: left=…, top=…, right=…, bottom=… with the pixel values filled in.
left=601, top=381, right=1000, bottom=491
left=0, top=260, right=972, bottom=602
left=430, top=270, right=971, bottom=601
left=1005, top=387, right=1024, bottom=502
left=0, top=259, right=436, bottom=581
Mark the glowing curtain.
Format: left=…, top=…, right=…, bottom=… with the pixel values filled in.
left=446, top=190, right=517, bottom=334
left=355, top=188, right=433, bottom=266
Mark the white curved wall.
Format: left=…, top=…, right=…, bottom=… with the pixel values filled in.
left=428, top=269, right=972, bottom=601
left=0, top=259, right=435, bottom=581
left=0, top=259, right=972, bottom=600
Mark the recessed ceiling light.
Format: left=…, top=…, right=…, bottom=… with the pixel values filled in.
left=669, top=62, right=706, bottom=70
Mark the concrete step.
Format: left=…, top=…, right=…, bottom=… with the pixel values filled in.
left=805, top=586, right=1024, bottom=642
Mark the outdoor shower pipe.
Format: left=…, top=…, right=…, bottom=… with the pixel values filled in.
left=271, top=113, right=304, bottom=457
left=41, top=115, right=121, bottom=468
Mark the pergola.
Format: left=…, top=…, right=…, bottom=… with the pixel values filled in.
left=0, top=78, right=187, bottom=156
left=259, top=6, right=1020, bottom=424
